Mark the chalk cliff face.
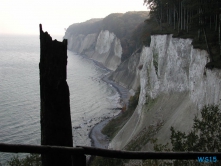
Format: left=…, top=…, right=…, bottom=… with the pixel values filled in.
left=79, top=33, right=98, bottom=54
left=109, top=34, right=221, bottom=150
left=109, top=51, right=141, bottom=93
left=65, top=15, right=221, bottom=150
left=65, top=30, right=122, bottom=71
left=64, top=11, right=150, bottom=71
left=92, top=30, right=122, bottom=70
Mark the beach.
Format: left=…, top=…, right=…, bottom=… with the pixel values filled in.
left=68, top=54, right=130, bottom=150
left=89, top=61, right=130, bottom=149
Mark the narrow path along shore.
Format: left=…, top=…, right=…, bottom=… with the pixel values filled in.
left=89, top=60, right=130, bottom=149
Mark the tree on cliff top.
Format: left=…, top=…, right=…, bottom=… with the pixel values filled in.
left=65, top=11, right=150, bottom=62
left=143, top=0, right=221, bottom=68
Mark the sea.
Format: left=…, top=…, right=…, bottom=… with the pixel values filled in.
left=0, top=34, right=121, bottom=164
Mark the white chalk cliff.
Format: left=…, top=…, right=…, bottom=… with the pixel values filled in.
left=109, top=34, right=221, bottom=150
left=109, top=51, right=141, bottom=94
left=66, top=29, right=221, bottom=150
left=65, top=30, right=122, bottom=71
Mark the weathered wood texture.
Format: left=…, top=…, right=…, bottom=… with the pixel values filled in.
left=39, top=24, right=73, bottom=166
left=80, top=146, right=221, bottom=160
left=1, top=143, right=221, bottom=161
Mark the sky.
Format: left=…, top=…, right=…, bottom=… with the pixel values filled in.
left=0, top=0, right=148, bottom=36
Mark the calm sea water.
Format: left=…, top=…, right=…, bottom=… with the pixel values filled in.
left=0, top=35, right=120, bottom=164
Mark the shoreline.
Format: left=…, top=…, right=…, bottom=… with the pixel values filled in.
left=70, top=51, right=130, bottom=149
left=89, top=59, right=130, bottom=149
left=89, top=118, right=111, bottom=148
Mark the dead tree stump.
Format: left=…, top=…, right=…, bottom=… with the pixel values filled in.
left=39, top=24, right=73, bottom=166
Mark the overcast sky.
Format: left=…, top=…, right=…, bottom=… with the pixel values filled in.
left=0, top=0, right=148, bottom=36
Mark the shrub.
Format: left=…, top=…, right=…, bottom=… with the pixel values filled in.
left=171, top=105, right=221, bottom=152
left=90, top=156, right=124, bottom=166
left=142, top=105, right=221, bottom=166
left=6, top=154, right=41, bottom=166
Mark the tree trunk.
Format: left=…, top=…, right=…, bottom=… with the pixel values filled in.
left=174, top=5, right=176, bottom=29
left=186, top=7, right=188, bottom=31
left=39, top=24, right=73, bottom=166
left=219, top=15, right=221, bottom=57
left=180, top=2, right=182, bottom=31
left=215, top=14, right=218, bottom=31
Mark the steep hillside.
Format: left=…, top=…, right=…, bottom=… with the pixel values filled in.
left=64, top=11, right=149, bottom=70
left=65, top=10, right=221, bottom=156
left=65, top=18, right=103, bottom=36
left=109, top=34, right=221, bottom=150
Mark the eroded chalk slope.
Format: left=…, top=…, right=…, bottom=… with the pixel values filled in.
left=109, top=35, right=221, bottom=150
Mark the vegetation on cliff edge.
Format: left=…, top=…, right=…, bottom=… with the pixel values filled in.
left=142, top=104, right=221, bottom=166
left=143, top=0, right=221, bottom=69
left=2, top=154, right=41, bottom=166
left=65, top=11, right=151, bottom=62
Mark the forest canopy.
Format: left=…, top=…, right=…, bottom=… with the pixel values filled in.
left=65, top=11, right=150, bottom=61
left=143, top=0, right=221, bottom=68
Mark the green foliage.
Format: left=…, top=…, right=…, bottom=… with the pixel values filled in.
left=90, top=156, right=125, bottom=166
left=65, top=11, right=151, bottom=62
left=6, top=154, right=41, bottom=166
left=142, top=105, right=221, bottom=166
left=143, top=0, right=221, bottom=68
left=102, top=12, right=150, bottom=61
left=171, top=104, right=221, bottom=152
left=138, top=139, right=171, bottom=166
left=65, top=18, right=103, bottom=36
left=102, top=12, right=149, bottom=39
left=170, top=105, right=221, bottom=165
left=151, top=138, right=170, bottom=152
